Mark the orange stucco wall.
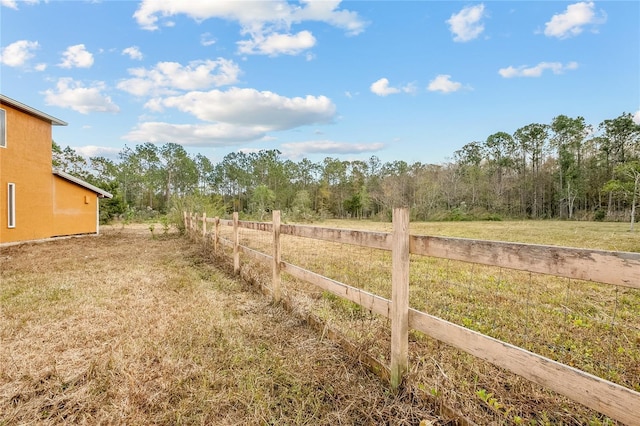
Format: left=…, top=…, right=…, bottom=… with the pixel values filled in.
left=52, top=176, right=97, bottom=236
left=0, top=103, right=55, bottom=244
left=0, top=101, right=104, bottom=244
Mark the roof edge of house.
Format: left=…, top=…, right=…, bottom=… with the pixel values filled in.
left=0, top=94, right=68, bottom=126
left=53, top=169, right=113, bottom=198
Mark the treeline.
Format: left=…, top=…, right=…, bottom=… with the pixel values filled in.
left=54, top=112, right=640, bottom=225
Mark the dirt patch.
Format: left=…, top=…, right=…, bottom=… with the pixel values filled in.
left=0, top=226, right=441, bottom=425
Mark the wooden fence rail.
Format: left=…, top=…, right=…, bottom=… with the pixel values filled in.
left=184, top=210, right=640, bottom=425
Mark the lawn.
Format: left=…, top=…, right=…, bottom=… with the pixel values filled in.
left=0, top=226, right=438, bottom=425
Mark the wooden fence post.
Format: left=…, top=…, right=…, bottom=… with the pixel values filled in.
left=391, top=207, right=410, bottom=390
left=214, top=217, right=220, bottom=253
left=183, top=211, right=187, bottom=234
left=272, top=210, right=281, bottom=302
left=233, top=212, right=240, bottom=274
left=202, top=212, right=207, bottom=238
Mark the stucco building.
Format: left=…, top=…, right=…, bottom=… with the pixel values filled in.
left=0, top=94, right=112, bottom=245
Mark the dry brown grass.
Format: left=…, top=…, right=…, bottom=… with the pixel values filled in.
left=0, top=225, right=440, bottom=425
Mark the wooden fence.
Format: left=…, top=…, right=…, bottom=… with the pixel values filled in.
left=183, top=209, right=640, bottom=425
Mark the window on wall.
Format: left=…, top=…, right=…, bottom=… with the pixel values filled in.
left=8, top=183, right=15, bottom=228
left=0, top=108, right=6, bottom=148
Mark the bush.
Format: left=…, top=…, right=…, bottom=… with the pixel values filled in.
left=593, top=208, right=606, bottom=222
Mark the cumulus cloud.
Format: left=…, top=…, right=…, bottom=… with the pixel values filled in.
left=123, top=122, right=266, bottom=145
left=147, top=88, right=336, bottom=130
left=133, top=0, right=365, bottom=56
left=447, top=4, right=486, bottom=42
left=0, top=40, right=39, bottom=67
left=370, top=78, right=415, bottom=96
left=43, top=78, right=120, bottom=114
left=122, top=46, right=143, bottom=60
left=427, top=75, right=464, bottom=93
left=499, top=61, right=579, bottom=78
left=59, top=44, right=94, bottom=68
left=125, top=88, right=336, bottom=147
left=237, top=30, right=316, bottom=56
left=281, top=140, right=384, bottom=158
left=633, top=110, right=640, bottom=125
left=544, top=2, right=606, bottom=39
left=117, top=59, right=240, bottom=97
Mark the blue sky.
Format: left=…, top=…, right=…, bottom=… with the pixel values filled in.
left=1, top=0, right=638, bottom=165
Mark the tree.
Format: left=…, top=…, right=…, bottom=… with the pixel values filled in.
left=513, top=123, right=550, bottom=217
left=603, top=161, right=640, bottom=231
left=250, top=184, right=275, bottom=220
left=551, top=115, right=590, bottom=218
left=485, top=132, right=517, bottom=213
left=52, top=141, right=90, bottom=179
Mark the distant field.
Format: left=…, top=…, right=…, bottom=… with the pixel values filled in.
left=315, top=219, right=640, bottom=252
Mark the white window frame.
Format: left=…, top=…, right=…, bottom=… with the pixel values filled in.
left=8, top=183, right=15, bottom=228
left=0, top=108, right=6, bottom=148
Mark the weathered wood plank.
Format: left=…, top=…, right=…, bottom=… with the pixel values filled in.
left=408, top=309, right=640, bottom=426
left=272, top=211, right=282, bottom=302
left=233, top=212, right=240, bottom=274
left=391, top=207, right=410, bottom=390
left=410, top=235, right=640, bottom=289
left=218, top=237, right=232, bottom=248
left=280, top=262, right=391, bottom=318
left=238, top=220, right=274, bottom=232
left=219, top=219, right=233, bottom=227
left=239, top=245, right=272, bottom=265
left=280, top=224, right=392, bottom=250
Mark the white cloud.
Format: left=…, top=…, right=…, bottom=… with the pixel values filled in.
left=633, top=110, right=640, bottom=125
left=447, top=4, right=486, bottom=42
left=123, top=122, right=265, bottom=145
left=1, top=0, right=39, bottom=9
left=122, top=46, right=143, bottom=60
left=427, top=75, right=464, bottom=93
left=544, top=2, right=606, bottom=39
left=498, top=61, right=579, bottom=78
left=148, top=88, right=336, bottom=130
left=133, top=0, right=365, bottom=33
left=34, top=63, right=47, bottom=71
left=281, top=140, right=384, bottom=158
left=74, top=145, right=122, bottom=158
left=237, top=30, right=316, bottom=56
left=0, top=40, right=39, bottom=67
left=200, top=32, right=216, bottom=46
left=370, top=78, right=415, bottom=96
left=59, top=44, right=94, bottom=68
left=117, top=59, right=241, bottom=96
left=125, top=88, right=336, bottom=147
left=133, top=0, right=365, bottom=56
left=43, top=78, right=120, bottom=114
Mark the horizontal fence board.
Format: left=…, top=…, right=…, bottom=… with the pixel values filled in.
left=239, top=245, right=272, bottom=264
left=410, top=235, right=640, bottom=289
left=281, top=262, right=391, bottom=318
left=218, top=237, right=233, bottom=247
left=281, top=224, right=392, bottom=250
left=204, top=217, right=218, bottom=224
left=219, top=219, right=233, bottom=227
left=238, top=221, right=274, bottom=232
left=408, top=309, right=640, bottom=426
